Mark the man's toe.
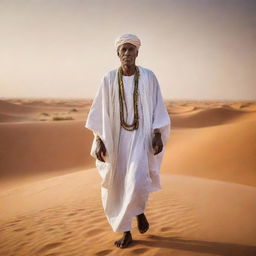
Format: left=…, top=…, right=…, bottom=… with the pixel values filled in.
left=122, top=242, right=128, bottom=248
left=115, top=240, right=121, bottom=247
left=119, top=242, right=125, bottom=248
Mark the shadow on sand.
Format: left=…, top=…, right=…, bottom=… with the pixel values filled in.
left=133, top=235, right=256, bottom=256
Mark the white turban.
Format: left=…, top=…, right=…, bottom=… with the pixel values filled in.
left=115, top=34, right=141, bottom=50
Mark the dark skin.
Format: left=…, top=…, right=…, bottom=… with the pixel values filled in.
left=95, top=43, right=163, bottom=248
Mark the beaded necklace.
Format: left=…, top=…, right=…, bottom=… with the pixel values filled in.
left=118, top=66, right=140, bottom=131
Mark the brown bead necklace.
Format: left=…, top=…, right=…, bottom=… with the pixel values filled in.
left=118, top=66, right=140, bottom=131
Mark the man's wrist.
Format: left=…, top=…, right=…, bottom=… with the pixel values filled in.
left=96, top=135, right=102, bottom=142
left=153, top=128, right=161, bottom=136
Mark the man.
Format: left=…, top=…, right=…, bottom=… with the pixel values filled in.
left=85, top=34, right=170, bottom=248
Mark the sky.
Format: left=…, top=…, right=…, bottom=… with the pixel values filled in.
left=0, top=0, right=255, bottom=100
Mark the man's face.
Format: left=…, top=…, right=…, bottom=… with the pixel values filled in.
left=117, top=43, right=138, bottom=67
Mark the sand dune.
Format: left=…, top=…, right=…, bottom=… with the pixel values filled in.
left=0, top=112, right=28, bottom=122
left=165, top=103, right=197, bottom=114
left=5, top=98, right=91, bottom=108
left=225, top=102, right=256, bottom=111
left=0, top=121, right=94, bottom=180
left=0, top=100, right=38, bottom=114
left=2, top=99, right=255, bottom=186
left=0, top=99, right=90, bottom=123
left=0, top=98, right=256, bottom=255
left=0, top=100, right=38, bottom=122
left=170, top=106, right=255, bottom=128
left=0, top=170, right=255, bottom=256
left=162, top=112, right=256, bottom=186
left=0, top=99, right=255, bottom=182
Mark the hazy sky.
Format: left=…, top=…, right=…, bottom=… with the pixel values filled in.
left=0, top=0, right=255, bottom=100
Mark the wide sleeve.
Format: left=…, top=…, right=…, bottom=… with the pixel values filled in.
left=85, top=75, right=113, bottom=161
left=151, top=72, right=171, bottom=146
left=147, top=72, right=171, bottom=192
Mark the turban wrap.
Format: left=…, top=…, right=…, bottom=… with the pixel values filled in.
left=115, top=34, right=141, bottom=50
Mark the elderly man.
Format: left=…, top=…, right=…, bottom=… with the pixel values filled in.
left=85, top=34, right=170, bottom=248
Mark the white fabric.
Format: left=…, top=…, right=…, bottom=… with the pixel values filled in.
left=115, top=33, right=141, bottom=50
left=85, top=66, right=171, bottom=232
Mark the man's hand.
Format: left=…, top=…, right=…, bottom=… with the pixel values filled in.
left=152, top=132, right=163, bottom=155
left=95, top=136, right=106, bottom=162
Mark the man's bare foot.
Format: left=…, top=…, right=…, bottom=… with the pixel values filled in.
left=114, top=231, right=132, bottom=248
left=136, top=213, right=149, bottom=233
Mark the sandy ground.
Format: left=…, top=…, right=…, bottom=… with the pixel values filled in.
left=0, top=98, right=256, bottom=256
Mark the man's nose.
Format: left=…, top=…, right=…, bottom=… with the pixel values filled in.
left=124, top=49, right=130, bottom=55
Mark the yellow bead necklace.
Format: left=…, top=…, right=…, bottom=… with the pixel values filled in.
left=118, top=66, right=140, bottom=131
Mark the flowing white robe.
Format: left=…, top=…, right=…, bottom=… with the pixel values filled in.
left=85, top=66, right=171, bottom=232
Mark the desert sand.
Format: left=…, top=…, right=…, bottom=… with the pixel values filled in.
left=0, top=98, right=256, bottom=256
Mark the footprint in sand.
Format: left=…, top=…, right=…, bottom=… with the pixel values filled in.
left=160, top=227, right=172, bottom=232
left=37, top=242, right=63, bottom=254
left=95, top=249, right=112, bottom=256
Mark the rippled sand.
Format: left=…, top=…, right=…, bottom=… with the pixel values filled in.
left=0, top=98, right=255, bottom=256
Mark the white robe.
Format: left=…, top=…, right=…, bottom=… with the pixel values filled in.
left=85, top=66, right=171, bottom=232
